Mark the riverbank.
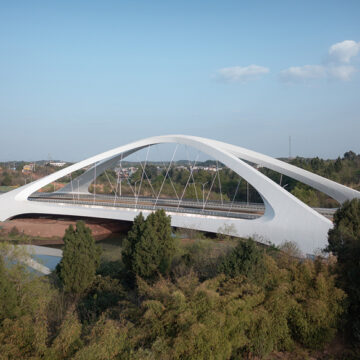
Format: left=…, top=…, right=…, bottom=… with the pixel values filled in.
left=0, top=217, right=131, bottom=244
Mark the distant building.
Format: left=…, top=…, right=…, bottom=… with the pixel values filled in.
left=175, top=165, right=188, bottom=171
left=114, top=166, right=138, bottom=179
left=22, top=163, right=35, bottom=173
left=49, top=162, right=67, bottom=167
left=192, top=166, right=221, bottom=172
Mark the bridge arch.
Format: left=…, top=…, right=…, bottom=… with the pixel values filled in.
left=1, top=135, right=359, bottom=254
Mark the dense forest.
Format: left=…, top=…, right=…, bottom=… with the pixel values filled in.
left=1, top=200, right=360, bottom=359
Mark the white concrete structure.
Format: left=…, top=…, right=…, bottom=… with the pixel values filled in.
left=7, top=245, right=62, bottom=275
left=1, top=135, right=359, bottom=254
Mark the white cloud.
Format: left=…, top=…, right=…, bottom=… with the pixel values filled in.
left=279, top=64, right=357, bottom=82
left=329, top=40, right=360, bottom=63
left=280, top=40, right=360, bottom=83
left=279, top=65, right=326, bottom=82
left=328, top=65, right=357, bottom=81
left=216, top=65, right=269, bottom=83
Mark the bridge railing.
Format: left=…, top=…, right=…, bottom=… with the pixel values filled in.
left=30, top=192, right=266, bottom=210
left=28, top=196, right=261, bottom=220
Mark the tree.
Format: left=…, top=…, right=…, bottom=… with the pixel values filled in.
left=58, top=221, right=101, bottom=294
left=343, top=151, right=356, bottom=161
left=334, top=157, right=343, bottom=172
left=217, top=239, right=266, bottom=284
left=122, top=212, right=146, bottom=274
left=1, top=172, right=12, bottom=186
left=291, top=184, right=319, bottom=207
left=0, top=256, right=18, bottom=321
left=327, top=199, right=360, bottom=343
left=122, top=210, right=175, bottom=282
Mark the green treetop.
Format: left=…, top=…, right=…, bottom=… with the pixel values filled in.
left=327, top=199, right=360, bottom=343
left=58, top=221, right=101, bottom=294
left=122, top=210, right=175, bottom=282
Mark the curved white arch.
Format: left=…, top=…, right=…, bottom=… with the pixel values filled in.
left=1, top=135, right=357, bottom=254
left=63, top=138, right=360, bottom=204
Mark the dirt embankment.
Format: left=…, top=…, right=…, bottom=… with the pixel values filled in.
left=0, top=217, right=131, bottom=245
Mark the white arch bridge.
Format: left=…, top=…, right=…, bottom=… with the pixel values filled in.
left=1, top=135, right=359, bottom=255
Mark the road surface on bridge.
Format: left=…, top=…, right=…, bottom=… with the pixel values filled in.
left=29, top=192, right=336, bottom=220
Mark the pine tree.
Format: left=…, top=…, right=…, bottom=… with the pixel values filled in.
left=122, top=212, right=146, bottom=274
left=143, top=210, right=174, bottom=275
left=58, top=221, right=101, bottom=294
left=122, top=210, right=175, bottom=282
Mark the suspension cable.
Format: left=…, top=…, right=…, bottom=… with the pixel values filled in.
left=104, top=169, right=117, bottom=196
left=136, top=152, right=157, bottom=198
left=177, top=152, right=199, bottom=210
left=69, top=172, right=75, bottom=203
left=157, top=146, right=179, bottom=200
left=185, top=146, right=199, bottom=203
left=202, top=167, right=218, bottom=212
left=136, top=145, right=150, bottom=205
left=216, top=161, right=223, bottom=205
left=119, top=152, right=123, bottom=197
left=192, top=180, right=199, bottom=203
left=167, top=166, right=179, bottom=200
left=113, top=155, right=122, bottom=205
left=227, top=178, right=241, bottom=215
left=93, top=162, right=97, bottom=205
left=119, top=158, right=136, bottom=197
left=154, top=144, right=178, bottom=209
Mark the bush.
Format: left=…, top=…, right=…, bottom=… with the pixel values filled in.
left=217, top=238, right=266, bottom=284
left=327, top=199, right=360, bottom=344
left=77, top=275, right=126, bottom=324
left=9, top=226, right=20, bottom=237
left=286, top=258, right=345, bottom=349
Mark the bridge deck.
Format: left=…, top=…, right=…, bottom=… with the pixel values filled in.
left=28, top=193, right=336, bottom=220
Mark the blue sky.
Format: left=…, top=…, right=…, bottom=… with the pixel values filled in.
left=0, top=0, right=359, bottom=161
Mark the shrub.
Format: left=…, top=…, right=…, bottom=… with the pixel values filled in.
left=77, top=275, right=126, bottom=324
left=327, top=199, right=360, bottom=344
left=217, top=238, right=266, bottom=284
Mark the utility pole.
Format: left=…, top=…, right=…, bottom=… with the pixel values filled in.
left=202, top=182, right=208, bottom=206
left=289, top=136, right=292, bottom=159
left=247, top=182, right=249, bottom=204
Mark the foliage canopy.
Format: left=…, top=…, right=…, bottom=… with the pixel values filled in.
left=58, top=221, right=101, bottom=294
left=327, top=199, right=360, bottom=344
left=122, top=210, right=175, bottom=282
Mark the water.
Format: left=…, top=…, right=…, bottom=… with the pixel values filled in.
left=31, top=254, right=61, bottom=271
left=97, top=234, right=126, bottom=262
left=36, top=233, right=127, bottom=263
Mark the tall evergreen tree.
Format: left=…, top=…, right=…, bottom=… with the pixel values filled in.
left=144, top=210, right=174, bottom=274
left=122, top=210, right=175, bottom=282
left=58, top=221, right=101, bottom=294
left=122, top=212, right=146, bottom=274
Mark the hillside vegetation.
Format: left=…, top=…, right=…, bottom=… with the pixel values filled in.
left=1, top=203, right=360, bottom=358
